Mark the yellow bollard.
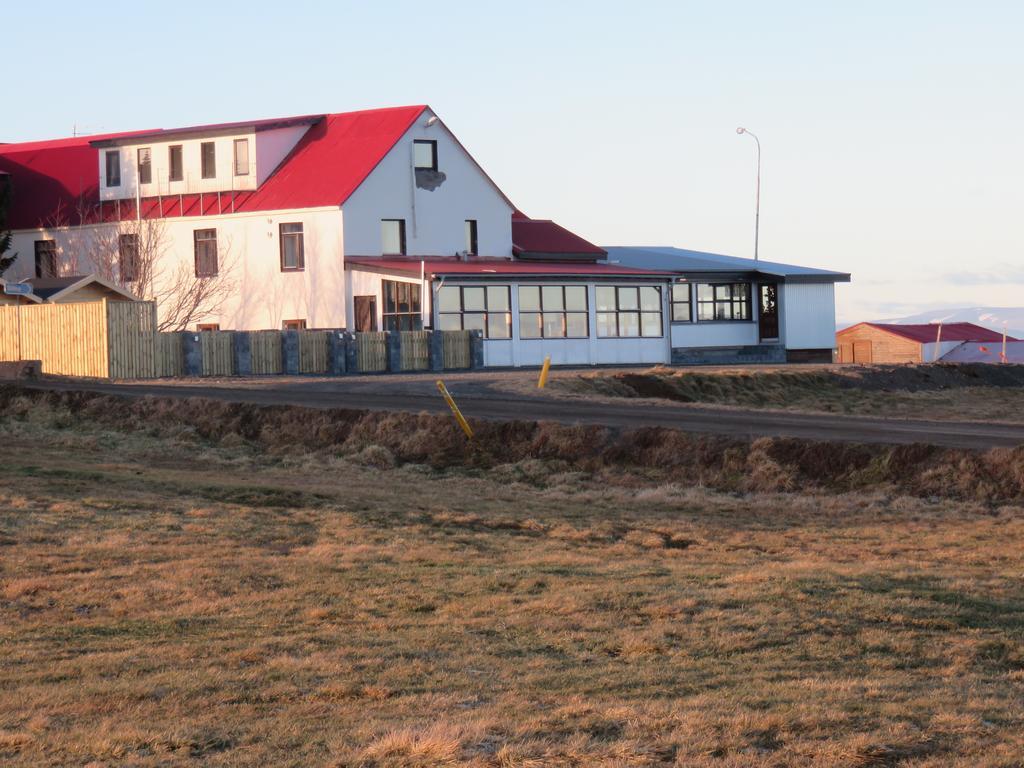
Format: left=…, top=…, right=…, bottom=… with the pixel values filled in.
left=537, top=355, right=552, bottom=389
left=436, top=380, right=474, bottom=439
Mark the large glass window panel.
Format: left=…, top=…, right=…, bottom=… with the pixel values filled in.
left=596, top=286, right=617, bottom=312
left=566, top=312, right=589, bottom=338
left=541, top=286, right=564, bottom=311
left=640, top=286, right=661, bottom=311
left=519, top=286, right=540, bottom=312
left=488, top=313, right=511, bottom=339
left=519, top=312, right=542, bottom=339
left=618, top=311, right=641, bottom=337
left=565, top=285, right=587, bottom=311
left=462, top=313, right=486, bottom=332
left=487, top=286, right=509, bottom=311
left=641, top=312, right=662, bottom=336
left=462, top=287, right=486, bottom=312
left=596, top=312, right=618, bottom=337
left=542, top=313, right=565, bottom=338
left=617, top=287, right=639, bottom=311
left=438, top=286, right=461, bottom=313
left=438, top=314, right=462, bottom=331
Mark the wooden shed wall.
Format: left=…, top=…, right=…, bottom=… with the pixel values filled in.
left=836, top=325, right=922, bottom=364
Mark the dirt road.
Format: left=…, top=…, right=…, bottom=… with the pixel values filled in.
left=21, top=369, right=1024, bottom=450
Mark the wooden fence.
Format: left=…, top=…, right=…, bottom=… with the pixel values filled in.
left=250, top=331, right=282, bottom=375
left=356, top=332, right=388, bottom=373
left=200, top=331, right=234, bottom=377
left=401, top=331, right=430, bottom=371
left=298, top=331, right=329, bottom=374
left=1, top=303, right=478, bottom=379
left=0, top=299, right=156, bottom=378
left=442, top=330, right=472, bottom=370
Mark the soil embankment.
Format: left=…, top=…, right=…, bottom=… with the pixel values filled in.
left=4, top=385, right=1024, bottom=502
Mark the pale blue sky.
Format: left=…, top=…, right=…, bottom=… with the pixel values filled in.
left=5, top=1, right=1022, bottom=322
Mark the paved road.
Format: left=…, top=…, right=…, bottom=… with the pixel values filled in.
left=21, top=370, right=1024, bottom=450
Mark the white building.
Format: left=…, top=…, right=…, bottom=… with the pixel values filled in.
left=0, top=105, right=848, bottom=366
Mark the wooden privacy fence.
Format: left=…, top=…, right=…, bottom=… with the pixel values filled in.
left=297, top=330, right=329, bottom=374
left=1, top=303, right=480, bottom=379
left=356, top=332, right=388, bottom=373
left=401, top=331, right=430, bottom=371
left=0, top=299, right=156, bottom=378
left=442, top=330, right=471, bottom=370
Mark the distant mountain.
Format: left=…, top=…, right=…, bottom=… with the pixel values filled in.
left=874, top=307, right=1024, bottom=339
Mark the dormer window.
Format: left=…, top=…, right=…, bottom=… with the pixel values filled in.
left=105, top=151, right=121, bottom=187
left=201, top=142, right=216, bottom=179
left=413, top=140, right=437, bottom=171
left=233, top=139, right=249, bottom=176
left=137, top=148, right=152, bottom=185
left=169, top=145, right=183, bottom=182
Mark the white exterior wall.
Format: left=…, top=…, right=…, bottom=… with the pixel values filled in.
left=98, top=125, right=307, bottom=201
left=7, top=207, right=345, bottom=330
left=780, top=282, right=836, bottom=350
left=670, top=321, right=759, bottom=348
left=341, top=108, right=514, bottom=258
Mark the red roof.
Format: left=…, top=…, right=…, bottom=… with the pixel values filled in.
left=512, top=214, right=606, bottom=258
left=88, top=114, right=324, bottom=146
left=855, top=322, right=1015, bottom=344
left=0, top=107, right=428, bottom=229
left=0, top=130, right=154, bottom=230
left=347, top=257, right=669, bottom=277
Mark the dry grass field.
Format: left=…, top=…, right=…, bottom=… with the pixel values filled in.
left=1, top=390, right=1023, bottom=766
left=537, top=364, right=1024, bottom=423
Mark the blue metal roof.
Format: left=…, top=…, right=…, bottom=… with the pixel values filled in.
left=602, top=246, right=850, bottom=282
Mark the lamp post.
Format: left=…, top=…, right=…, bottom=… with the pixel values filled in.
left=736, top=127, right=761, bottom=262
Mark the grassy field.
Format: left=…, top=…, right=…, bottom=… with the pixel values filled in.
left=534, top=364, right=1024, bottom=423
left=1, top=393, right=1023, bottom=766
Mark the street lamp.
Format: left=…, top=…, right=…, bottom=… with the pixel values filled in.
left=736, top=127, right=761, bottom=262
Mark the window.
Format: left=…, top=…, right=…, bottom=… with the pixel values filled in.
left=438, top=285, right=511, bottom=338
left=279, top=223, right=304, bottom=271
left=137, top=148, right=152, bottom=185
left=283, top=319, right=307, bottom=331
left=118, top=233, right=140, bottom=282
left=381, top=219, right=406, bottom=255
left=34, top=240, right=58, bottom=278
left=518, top=285, right=589, bottom=339
left=413, top=139, right=437, bottom=170
left=696, top=283, right=751, bottom=321
left=382, top=279, right=422, bottom=331
left=596, top=285, right=663, bottom=338
left=169, top=145, right=183, bottom=182
left=105, top=151, right=121, bottom=187
left=197, top=323, right=220, bottom=332
left=233, top=138, right=249, bottom=176
left=464, top=219, right=478, bottom=255
left=671, top=283, right=691, bottom=323
left=193, top=229, right=218, bottom=277
left=201, top=141, right=216, bottom=179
